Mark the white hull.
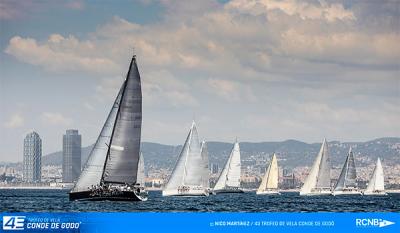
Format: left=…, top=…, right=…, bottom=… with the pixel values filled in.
left=363, top=191, right=388, bottom=196
left=300, top=189, right=332, bottom=196
left=332, top=190, right=362, bottom=196
left=162, top=186, right=209, bottom=197
left=256, top=190, right=280, bottom=195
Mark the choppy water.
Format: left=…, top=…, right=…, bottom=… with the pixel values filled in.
left=1, top=190, right=399, bottom=212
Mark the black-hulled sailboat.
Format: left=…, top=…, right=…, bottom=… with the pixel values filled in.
left=69, top=54, right=148, bottom=201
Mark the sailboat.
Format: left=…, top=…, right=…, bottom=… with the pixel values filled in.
left=363, top=158, right=387, bottom=196
left=333, top=147, right=361, bottom=195
left=300, top=138, right=331, bottom=196
left=69, top=54, right=148, bottom=201
left=162, top=122, right=209, bottom=197
left=256, top=153, right=280, bottom=195
left=213, top=140, right=243, bottom=194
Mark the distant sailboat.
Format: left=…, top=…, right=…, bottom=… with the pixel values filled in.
left=256, top=153, right=280, bottom=195
left=162, top=122, right=209, bottom=197
left=213, top=140, right=243, bottom=194
left=363, top=158, right=387, bottom=196
left=69, top=54, right=148, bottom=201
left=333, top=147, right=361, bottom=195
left=300, top=138, right=331, bottom=196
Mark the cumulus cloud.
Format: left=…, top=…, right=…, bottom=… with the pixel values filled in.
left=3, top=113, right=24, bottom=128
left=5, top=35, right=120, bottom=74
left=226, top=0, right=356, bottom=22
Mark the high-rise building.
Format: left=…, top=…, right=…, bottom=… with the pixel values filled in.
left=62, top=129, right=81, bottom=183
left=23, top=131, right=42, bottom=183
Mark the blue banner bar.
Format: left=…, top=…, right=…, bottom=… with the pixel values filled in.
left=1, top=213, right=399, bottom=233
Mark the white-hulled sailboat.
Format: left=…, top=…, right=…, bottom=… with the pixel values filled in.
left=256, top=153, right=280, bottom=195
left=363, top=158, right=387, bottom=196
left=300, top=138, right=331, bottom=196
left=213, top=140, right=243, bottom=194
left=333, top=147, right=361, bottom=195
left=162, top=122, right=209, bottom=197
left=69, top=54, right=148, bottom=201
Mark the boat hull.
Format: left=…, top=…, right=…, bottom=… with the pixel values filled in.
left=332, top=190, right=362, bottom=196
left=69, top=189, right=148, bottom=201
left=363, top=191, right=388, bottom=196
left=213, top=187, right=244, bottom=194
left=162, top=187, right=209, bottom=197
left=256, top=190, right=281, bottom=195
left=300, top=189, right=332, bottom=196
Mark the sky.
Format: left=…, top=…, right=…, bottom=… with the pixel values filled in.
left=0, top=0, right=399, bottom=162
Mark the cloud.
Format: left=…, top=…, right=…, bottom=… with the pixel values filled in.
left=143, top=70, right=198, bottom=107
left=41, top=112, right=72, bottom=126
left=3, top=114, right=24, bottom=128
left=226, top=0, right=356, bottom=22
left=5, top=35, right=120, bottom=74
left=205, top=78, right=257, bottom=102
left=65, top=0, right=85, bottom=10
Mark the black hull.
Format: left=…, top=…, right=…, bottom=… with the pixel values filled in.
left=69, top=190, right=147, bottom=201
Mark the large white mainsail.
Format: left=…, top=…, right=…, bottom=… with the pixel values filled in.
left=333, top=147, right=360, bottom=195
left=300, top=138, right=331, bottom=196
left=257, top=153, right=279, bottom=195
left=162, top=122, right=208, bottom=196
left=213, top=140, right=243, bottom=193
left=364, top=158, right=386, bottom=195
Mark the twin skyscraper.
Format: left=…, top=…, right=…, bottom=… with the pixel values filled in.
left=22, top=130, right=81, bottom=183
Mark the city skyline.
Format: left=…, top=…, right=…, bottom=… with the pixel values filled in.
left=1, top=0, right=399, bottom=162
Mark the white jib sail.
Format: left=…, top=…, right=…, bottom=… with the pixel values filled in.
left=257, top=153, right=278, bottom=192
left=214, top=141, right=241, bottom=190
left=365, top=158, right=385, bottom=193
left=300, top=138, right=330, bottom=195
left=72, top=84, right=123, bottom=192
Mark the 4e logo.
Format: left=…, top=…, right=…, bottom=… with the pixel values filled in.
left=3, top=216, right=25, bottom=230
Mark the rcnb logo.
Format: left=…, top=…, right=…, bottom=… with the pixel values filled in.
left=355, top=218, right=395, bottom=228
left=2, top=216, right=25, bottom=230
